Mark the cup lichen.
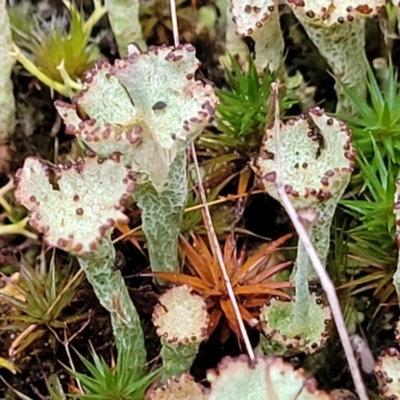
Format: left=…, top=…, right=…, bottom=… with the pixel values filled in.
left=14, top=154, right=147, bottom=373
left=55, top=44, right=217, bottom=277
left=286, top=0, right=384, bottom=114
left=229, top=0, right=283, bottom=73
left=152, top=285, right=209, bottom=382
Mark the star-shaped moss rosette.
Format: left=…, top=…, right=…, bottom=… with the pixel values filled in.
left=258, top=293, right=331, bottom=356
left=286, top=0, right=384, bottom=114
left=152, top=285, right=209, bottom=382
left=374, top=348, right=400, bottom=399
left=14, top=155, right=147, bottom=373
left=393, top=178, right=400, bottom=307
left=147, top=374, right=205, bottom=400
left=229, top=0, right=283, bottom=73
left=55, top=44, right=217, bottom=277
left=204, top=354, right=330, bottom=399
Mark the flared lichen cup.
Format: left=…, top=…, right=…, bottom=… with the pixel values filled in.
left=204, top=354, right=330, bottom=399
left=252, top=107, right=355, bottom=278
left=374, top=347, right=400, bottom=399
left=55, top=44, right=217, bottom=278
left=14, top=154, right=147, bottom=373
left=229, top=0, right=283, bottom=73
left=152, top=285, right=209, bottom=382
left=286, top=0, right=384, bottom=114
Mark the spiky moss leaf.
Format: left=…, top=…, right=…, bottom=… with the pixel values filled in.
left=148, top=374, right=205, bottom=400
left=33, top=4, right=98, bottom=82
left=229, top=0, right=283, bottom=72
left=153, top=285, right=209, bottom=381
left=14, top=155, right=134, bottom=255
left=259, top=293, right=331, bottom=356
left=204, top=354, right=330, bottom=400
left=374, top=348, right=400, bottom=399
left=55, top=44, right=217, bottom=192
left=251, top=107, right=354, bottom=275
left=67, top=348, right=158, bottom=399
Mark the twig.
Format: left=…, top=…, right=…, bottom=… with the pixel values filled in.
left=48, top=319, right=91, bottom=394
left=169, top=0, right=180, bottom=48
left=270, top=81, right=368, bottom=400
left=190, top=143, right=256, bottom=365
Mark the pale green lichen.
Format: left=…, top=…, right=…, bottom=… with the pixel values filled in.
left=152, top=285, right=209, bottom=382
left=0, top=0, right=16, bottom=141
left=105, top=0, right=145, bottom=56
left=55, top=44, right=217, bottom=276
left=218, top=0, right=249, bottom=68
left=393, top=179, right=400, bottom=309
left=374, top=348, right=400, bottom=399
left=251, top=108, right=353, bottom=345
left=148, top=374, right=205, bottom=400
left=14, top=155, right=146, bottom=373
left=258, top=293, right=331, bottom=356
left=229, top=0, right=283, bottom=73
left=252, top=107, right=355, bottom=279
left=205, top=354, right=330, bottom=399
left=286, top=0, right=385, bottom=114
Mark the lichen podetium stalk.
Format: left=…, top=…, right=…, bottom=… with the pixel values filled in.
left=77, top=235, right=146, bottom=370
left=134, top=153, right=187, bottom=275
left=252, top=107, right=353, bottom=350
left=291, top=208, right=316, bottom=335
left=104, top=0, right=145, bottom=56
left=252, top=107, right=355, bottom=280
left=0, top=0, right=16, bottom=142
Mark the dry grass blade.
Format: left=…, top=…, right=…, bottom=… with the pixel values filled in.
left=270, top=81, right=368, bottom=400
left=180, top=234, right=214, bottom=283
left=231, top=233, right=292, bottom=286
left=246, top=261, right=293, bottom=285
